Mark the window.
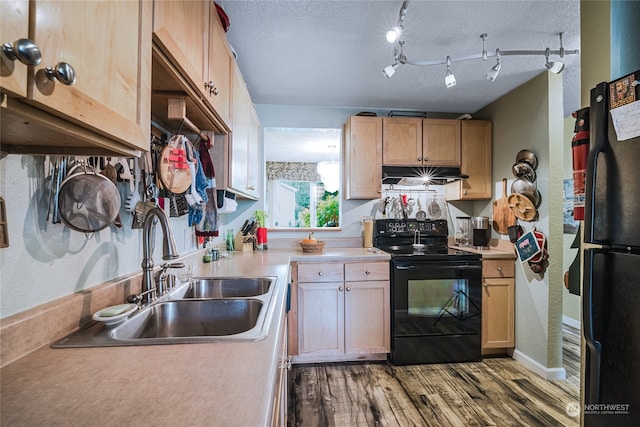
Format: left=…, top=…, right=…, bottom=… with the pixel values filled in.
left=264, top=127, right=341, bottom=229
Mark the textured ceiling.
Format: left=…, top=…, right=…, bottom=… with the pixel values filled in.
left=220, top=0, right=581, bottom=117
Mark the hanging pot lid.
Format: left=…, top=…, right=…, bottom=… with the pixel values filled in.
left=515, top=149, right=538, bottom=170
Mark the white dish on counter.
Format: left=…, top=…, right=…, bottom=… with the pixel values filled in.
left=92, top=303, right=138, bottom=325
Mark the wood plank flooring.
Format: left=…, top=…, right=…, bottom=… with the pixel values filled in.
left=288, top=329, right=580, bottom=426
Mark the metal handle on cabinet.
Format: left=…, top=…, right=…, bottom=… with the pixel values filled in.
left=318, top=271, right=323, bottom=276
left=44, top=62, right=76, bottom=85
left=246, top=185, right=255, bottom=190
left=365, top=270, right=371, bottom=275
left=423, top=157, right=429, bottom=162
left=204, top=81, right=219, bottom=96
left=346, top=287, right=351, bottom=292
left=338, top=286, right=343, bottom=291
left=417, top=157, right=422, bottom=161
left=497, top=267, right=503, bottom=272
left=463, top=190, right=468, bottom=195
left=483, top=282, right=488, bottom=288
left=2, top=39, right=42, bottom=66
left=285, top=356, right=292, bottom=370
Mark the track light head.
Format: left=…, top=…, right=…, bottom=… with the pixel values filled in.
left=544, top=47, right=565, bottom=74
left=444, top=56, right=456, bottom=88
left=383, top=63, right=399, bottom=79
left=485, top=49, right=501, bottom=82
left=386, top=26, right=402, bottom=43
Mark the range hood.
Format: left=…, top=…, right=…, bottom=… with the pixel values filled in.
left=382, top=166, right=468, bottom=186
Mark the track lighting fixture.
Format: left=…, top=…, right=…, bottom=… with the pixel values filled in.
left=383, top=63, right=399, bottom=79
left=382, top=1, right=578, bottom=85
left=485, top=49, right=501, bottom=81
left=444, top=56, right=456, bottom=88
left=545, top=47, right=565, bottom=74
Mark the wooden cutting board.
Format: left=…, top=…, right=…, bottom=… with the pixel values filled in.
left=492, top=178, right=514, bottom=234
left=158, top=135, right=192, bottom=194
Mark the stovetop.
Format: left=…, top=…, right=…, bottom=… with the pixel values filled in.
left=374, top=219, right=480, bottom=262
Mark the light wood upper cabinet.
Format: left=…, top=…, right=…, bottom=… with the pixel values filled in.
left=0, top=0, right=29, bottom=98
left=382, top=118, right=461, bottom=167
left=445, top=120, right=492, bottom=200
left=1, top=0, right=151, bottom=155
left=423, top=119, right=461, bottom=167
left=382, top=117, right=422, bottom=166
left=228, top=63, right=259, bottom=200
left=343, top=116, right=382, bottom=199
left=153, top=0, right=232, bottom=129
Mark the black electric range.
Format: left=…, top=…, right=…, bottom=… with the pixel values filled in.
left=374, top=219, right=483, bottom=365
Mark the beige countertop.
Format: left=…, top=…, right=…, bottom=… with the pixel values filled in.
left=449, top=238, right=517, bottom=260
left=0, top=247, right=389, bottom=426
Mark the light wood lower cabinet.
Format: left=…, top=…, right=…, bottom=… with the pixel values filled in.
left=290, top=261, right=390, bottom=363
left=481, top=259, right=515, bottom=353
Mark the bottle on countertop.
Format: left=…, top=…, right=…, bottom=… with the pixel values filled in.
left=226, top=229, right=235, bottom=251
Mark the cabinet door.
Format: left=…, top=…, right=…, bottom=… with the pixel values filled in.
left=298, top=282, right=344, bottom=356
left=482, top=277, right=515, bottom=348
left=205, top=7, right=232, bottom=127
left=382, top=117, right=422, bottom=166
left=153, top=0, right=208, bottom=95
left=28, top=0, right=150, bottom=151
left=229, top=64, right=250, bottom=195
left=344, top=116, right=382, bottom=199
left=0, top=0, right=29, bottom=97
left=245, top=105, right=260, bottom=198
left=345, top=281, right=390, bottom=354
left=444, top=120, right=492, bottom=200
left=423, top=119, right=461, bottom=167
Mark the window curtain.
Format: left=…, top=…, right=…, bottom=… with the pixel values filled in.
left=266, top=161, right=321, bottom=181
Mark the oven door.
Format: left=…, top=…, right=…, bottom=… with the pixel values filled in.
left=391, top=258, right=482, bottom=365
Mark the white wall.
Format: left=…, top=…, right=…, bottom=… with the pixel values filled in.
left=0, top=155, right=200, bottom=318
left=476, top=71, right=566, bottom=373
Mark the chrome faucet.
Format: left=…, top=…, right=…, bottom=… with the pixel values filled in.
left=141, top=207, right=179, bottom=304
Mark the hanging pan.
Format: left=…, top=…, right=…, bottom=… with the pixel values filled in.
left=57, top=163, right=121, bottom=233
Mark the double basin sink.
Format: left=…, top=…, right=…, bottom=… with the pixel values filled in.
left=53, top=277, right=277, bottom=348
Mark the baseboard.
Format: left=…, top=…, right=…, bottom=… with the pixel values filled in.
left=512, top=349, right=567, bottom=380
left=562, top=315, right=581, bottom=331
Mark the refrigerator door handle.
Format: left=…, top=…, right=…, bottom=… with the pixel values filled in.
left=585, top=82, right=608, bottom=243
left=583, top=248, right=601, bottom=404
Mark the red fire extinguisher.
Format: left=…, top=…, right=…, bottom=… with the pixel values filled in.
left=571, top=107, right=589, bottom=221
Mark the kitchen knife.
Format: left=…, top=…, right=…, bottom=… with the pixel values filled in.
left=240, top=219, right=250, bottom=235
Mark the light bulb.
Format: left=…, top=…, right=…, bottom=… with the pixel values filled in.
left=386, top=26, right=402, bottom=43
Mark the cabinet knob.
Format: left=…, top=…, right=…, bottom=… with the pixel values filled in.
left=483, top=282, right=488, bottom=288
left=318, top=271, right=323, bottom=276
left=463, top=190, right=468, bottom=195
left=338, top=286, right=344, bottom=292
left=365, top=270, right=371, bottom=275
left=44, top=62, right=76, bottom=85
left=417, top=157, right=422, bottom=161
left=423, top=157, right=429, bottom=162
left=346, top=287, right=351, bottom=292
left=2, top=38, right=42, bottom=66
left=204, top=81, right=219, bottom=96
left=497, top=267, right=503, bottom=272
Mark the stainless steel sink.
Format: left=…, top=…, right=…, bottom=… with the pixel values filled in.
left=181, top=277, right=272, bottom=299
left=112, top=299, right=263, bottom=340
left=52, top=276, right=278, bottom=348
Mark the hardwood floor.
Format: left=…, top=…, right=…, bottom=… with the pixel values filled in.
left=288, top=329, right=580, bottom=426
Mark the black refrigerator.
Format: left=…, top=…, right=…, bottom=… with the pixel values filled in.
left=583, top=69, right=640, bottom=427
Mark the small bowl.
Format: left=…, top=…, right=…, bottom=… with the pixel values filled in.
left=300, top=240, right=326, bottom=253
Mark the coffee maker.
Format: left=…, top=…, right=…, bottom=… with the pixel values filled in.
left=470, top=216, right=490, bottom=247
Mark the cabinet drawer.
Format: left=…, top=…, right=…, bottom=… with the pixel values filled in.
left=483, top=260, right=514, bottom=278
left=344, top=262, right=389, bottom=282
left=297, top=263, right=344, bottom=283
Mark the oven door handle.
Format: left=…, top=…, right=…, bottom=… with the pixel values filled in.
left=395, top=264, right=480, bottom=271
